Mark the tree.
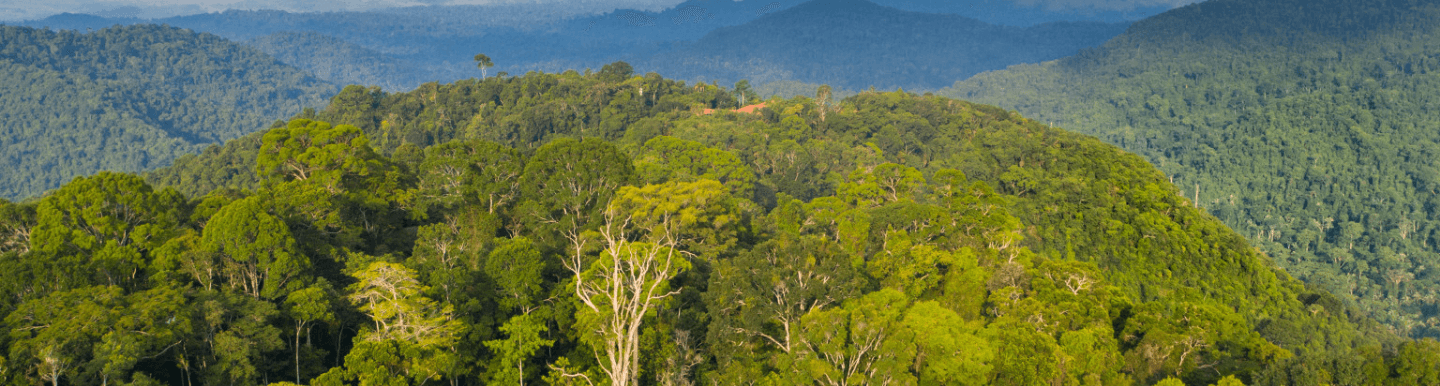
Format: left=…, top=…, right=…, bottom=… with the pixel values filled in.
left=191, top=289, right=285, bottom=386
left=348, top=262, right=462, bottom=348
left=785, top=289, right=916, bottom=386
left=474, top=54, right=493, bottom=78
left=816, top=85, right=833, bottom=121
left=734, top=80, right=755, bottom=106
left=599, top=61, right=634, bottom=82
left=633, top=136, right=758, bottom=201
left=0, top=199, right=34, bottom=254
left=319, top=262, right=464, bottom=385
left=566, top=180, right=730, bottom=386
left=416, top=140, right=525, bottom=214
left=257, top=119, right=384, bottom=194
left=6, top=286, right=189, bottom=386
left=6, top=286, right=121, bottom=386
left=897, top=301, right=992, bottom=386
left=486, top=237, right=546, bottom=313
left=409, top=207, right=495, bottom=306
left=286, top=283, right=337, bottom=383
left=30, top=172, right=181, bottom=288
left=1388, top=339, right=1440, bottom=386
left=484, top=314, right=554, bottom=386
left=705, top=233, right=863, bottom=366
left=837, top=163, right=924, bottom=206
left=518, top=137, right=635, bottom=255
left=201, top=196, right=309, bottom=300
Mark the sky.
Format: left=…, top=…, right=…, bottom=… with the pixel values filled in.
left=0, top=0, right=1200, bottom=22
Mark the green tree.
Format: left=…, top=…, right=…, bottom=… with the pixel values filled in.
left=484, top=314, right=554, bottom=386
left=474, top=54, right=493, bottom=78
left=1387, top=339, right=1440, bottom=386
left=633, top=136, right=758, bottom=201
left=566, top=180, right=731, bottom=386
left=191, top=289, right=285, bottom=386
left=0, top=199, right=35, bottom=255
left=897, top=301, right=992, bottom=386
left=415, top=140, right=524, bottom=214
left=286, top=283, right=337, bottom=383
left=30, top=172, right=181, bottom=288
left=784, top=289, right=916, bottom=386
left=318, top=262, right=464, bottom=385
left=257, top=119, right=385, bottom=194
left=202, top=196, right=310, bottom=300
left=486, top=237, right=546, bottom=313
left=519, top=137, right=635, bottom=255
left=6, top=286, right=189, bottom=386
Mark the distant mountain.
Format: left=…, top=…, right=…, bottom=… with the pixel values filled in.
left=0, top=24, right=335, bottom=199
left=18, top=3, right=606, bottom=40
left=14, top=0, right=1132, bottom=93
left=943, top=0, right=1440, bottom=338
left=871, top=0, right=1178, bottom=26
left=642, top=0, right=1129, bottom=90
left=247, top=31, right=423, bottom=91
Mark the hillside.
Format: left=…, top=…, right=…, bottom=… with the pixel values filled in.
left=130, top=69, right=1440, bottom=386
left=0, top=24, right=334, bottom=199
left=641, top=0, right=1130, bottom=90
left=247, top=31, right=424, bottom=91
left=943, top=0, right=1440, bottom=338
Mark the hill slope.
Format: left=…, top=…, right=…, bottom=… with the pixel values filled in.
left=139, top=69, right=1440, bottom=386
left=246, top=31, right=423, bottom=91
left=641, top=0, right=1129, bottom=90
left=943, top=0, right=1440, bottom=337
left=0, top=24, right=335, bottom=200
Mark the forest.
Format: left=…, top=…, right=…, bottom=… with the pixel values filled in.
left=943, top=0, right=1440, bottom=339
left=0, top=24, right=334, bottom=200
left=14, top=0, right=1129, bottom=94
left=2, top=66, right=1433, bottom=386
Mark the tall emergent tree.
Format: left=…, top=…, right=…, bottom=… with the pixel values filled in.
left=567, top=180, right=732, bottom=386
left=474, top=54, right=494, bottom=78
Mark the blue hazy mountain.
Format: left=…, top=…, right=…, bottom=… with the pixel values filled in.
left=639, top=0, right=1129, bottom=90
left=8, top=0, right=1137, bottom=91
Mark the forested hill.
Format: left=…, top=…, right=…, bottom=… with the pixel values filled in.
left=127, top=68, right=1440, bottom=386
left=641, top=0, right=1129, bottom=90
left=16, top=0, right=1130, bottom=93
left=246, top=31, right=423, bottom=92
left=943, top=0, right=1440, bottom=338
left=0, top=24, right=335, bottom=200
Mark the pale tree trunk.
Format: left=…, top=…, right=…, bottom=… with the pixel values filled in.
left=566, top=212, right=685, bottom=386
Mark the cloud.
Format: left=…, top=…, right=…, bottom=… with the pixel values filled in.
left=1008, top=0, right=1202, bottom=11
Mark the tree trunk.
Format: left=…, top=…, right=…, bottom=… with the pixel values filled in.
left=296, top=323, right=304, bottom=383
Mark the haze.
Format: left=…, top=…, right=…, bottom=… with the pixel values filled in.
left=2, top=0, right=1201, bottom=22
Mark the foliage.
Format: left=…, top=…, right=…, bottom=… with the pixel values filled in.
left=943, top=0, right=1440, bottom=339
left=0, top=24, right=334, bottom=200
left=5, top=69, right=1437, bottom=386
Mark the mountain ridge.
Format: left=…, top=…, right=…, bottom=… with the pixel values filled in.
left=639, top=0, right=1128, bottom=90
left=944, top=0, right=1440, bottom=339
left=0, top=24, right=335, bottom=199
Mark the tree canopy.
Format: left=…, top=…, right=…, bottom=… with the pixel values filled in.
left=944, top=0, right=1440, bottom=340
left=4, top=68, right=1431, bottom=386
left=0, top=24, right=335, bottom=200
